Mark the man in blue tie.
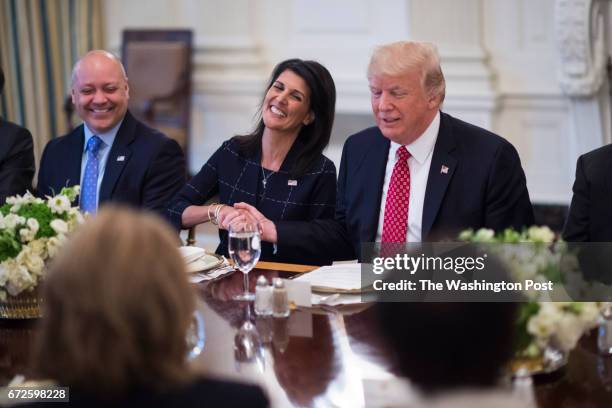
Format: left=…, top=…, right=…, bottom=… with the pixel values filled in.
left=37, top=50, right=186, bottom=215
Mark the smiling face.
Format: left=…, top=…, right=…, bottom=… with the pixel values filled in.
left=369, top=68, right=439, bottom=145
left=71, top=52, right=129, bottom=134
left=262, top=69, right=314, bottom=136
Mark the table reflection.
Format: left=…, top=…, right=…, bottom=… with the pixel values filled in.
left=234, top=304, right=264, bottom=372
left=201, top=269, right=342, bottom=406
left=1, top=267, right=612, bottom=407
left=0, top=320, right=37, bottom=384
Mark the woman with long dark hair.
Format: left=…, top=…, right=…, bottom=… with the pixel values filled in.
left=167, top=59, right=337, bottom=263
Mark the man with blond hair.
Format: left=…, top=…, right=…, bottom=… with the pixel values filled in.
left=37, top=50, right=185, bottom=216
left=237, top=41, right=534, bottom=264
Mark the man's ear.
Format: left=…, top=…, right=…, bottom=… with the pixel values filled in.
left=427, top=94, right=439, bottom=110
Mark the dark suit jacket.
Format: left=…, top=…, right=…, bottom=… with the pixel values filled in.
left=37, top=111, right=186, bottom=216
left=167, top=137, right=336, bottom=262
left=563, top=144, right=612, bottom=241
left=19, top=377, right=269, bottom=408
left=0, top=118, right=35, bottom=203
left=276, top=112, right=534, bottom=264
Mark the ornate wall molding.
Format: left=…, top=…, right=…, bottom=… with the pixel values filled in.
left=555, top=0, right=608, bottom=96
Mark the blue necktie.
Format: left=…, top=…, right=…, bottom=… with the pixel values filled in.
left=81, top=136, right=103, bottom=213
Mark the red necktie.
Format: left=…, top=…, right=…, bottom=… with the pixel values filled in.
left=382, top=146, right=411, bottom=243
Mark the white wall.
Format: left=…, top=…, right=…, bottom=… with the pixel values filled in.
left=483, top=0, right=573, bottom=203
left=104, top=0, right=609, bottom=206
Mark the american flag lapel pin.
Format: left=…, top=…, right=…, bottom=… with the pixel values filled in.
left=288, top=180, right=297, bottom=186
left=117, top=156, right=125, bottom=162
left=440, top=165, right=449, bottom=174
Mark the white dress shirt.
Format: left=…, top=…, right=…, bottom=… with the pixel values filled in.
left=80, top=120, right=122, bottom=208
left=375, top=111, right=440, bottom=242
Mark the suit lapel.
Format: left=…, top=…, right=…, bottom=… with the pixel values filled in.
left=67, top=127, right=85, bottom=190
left=99, top=113, right=135, bottom=203
left=362, top=130, right=390, bottom=241
left=605, top=157, right=612, bottom=197
left=422, top=113, right=457, bottom=240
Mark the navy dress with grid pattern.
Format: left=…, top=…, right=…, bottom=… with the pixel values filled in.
left=167, top=138, right=336, bottom=264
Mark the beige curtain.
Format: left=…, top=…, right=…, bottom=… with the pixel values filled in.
left=0, top=0, right=104, bottom=166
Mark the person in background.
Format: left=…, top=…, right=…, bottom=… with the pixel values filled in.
left=237, top=41, right=534, bottom=264
left=375, top=299, right=521, bottom=408
left=563, top=145, right=612, bottom=283
left=37, top=50, right=186, bottom=216
left=167, top=58, right=337, bottom=263
left=0, top=66, right=35, bottom=203
left=25, top=206, right=269, bottom=408
left=563, top=145, right=612, bottom=242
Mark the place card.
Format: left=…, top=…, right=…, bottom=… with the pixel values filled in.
left=283, top=278, right=311, bottom=307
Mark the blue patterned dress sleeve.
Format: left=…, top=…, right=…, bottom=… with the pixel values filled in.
left=166, top=141, right=226, bottom=230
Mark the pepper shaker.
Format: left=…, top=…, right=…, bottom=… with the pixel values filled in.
left=272, top=278, right=290, bottom=318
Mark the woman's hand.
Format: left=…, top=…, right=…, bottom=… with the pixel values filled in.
left=216, top=206, right=252, bottom=230
left=233, top=202, right=278, bottom=243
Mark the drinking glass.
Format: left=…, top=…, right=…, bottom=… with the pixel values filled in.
left=228, top=222, right=261, bottom=301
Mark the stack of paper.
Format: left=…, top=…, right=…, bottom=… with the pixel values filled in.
left=293, top=263, right=364, bottom=293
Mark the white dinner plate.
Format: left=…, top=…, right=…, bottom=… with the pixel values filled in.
left=186, top=253, right=224, bottom=274
left=179, top=246, right=206, bottom=264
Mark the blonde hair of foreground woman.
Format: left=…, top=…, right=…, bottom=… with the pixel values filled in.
left=33, top=206, right=195, bottom=396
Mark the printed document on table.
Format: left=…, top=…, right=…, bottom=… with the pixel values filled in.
left=293, top=263, right=363, bottom=292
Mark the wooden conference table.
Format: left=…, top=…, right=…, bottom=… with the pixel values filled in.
left=1, top=262, right=611, bottom=407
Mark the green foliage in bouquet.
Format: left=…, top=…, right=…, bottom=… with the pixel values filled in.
left=459, top=226, right=602, bottom=358
left=0, top=187, right=83, bottom=300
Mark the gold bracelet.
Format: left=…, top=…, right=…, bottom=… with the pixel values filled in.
left=207, top=203, right=219, bottom=224
left=213, top=204, right=225, bottom=226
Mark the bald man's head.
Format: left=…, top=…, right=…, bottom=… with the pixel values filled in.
left=70, top=50, right=129, bottom=134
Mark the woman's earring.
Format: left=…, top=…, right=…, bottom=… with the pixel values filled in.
left=304, top=114, right=314, bottom=126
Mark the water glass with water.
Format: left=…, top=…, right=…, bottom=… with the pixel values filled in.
left=228, top=222, right=261, bottom=301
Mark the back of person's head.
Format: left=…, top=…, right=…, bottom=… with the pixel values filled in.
left=368, top=40, right=446, bottom=105
left=376, top=300, right=517, bottom=393
left=33, top=206, right=195, bottom=396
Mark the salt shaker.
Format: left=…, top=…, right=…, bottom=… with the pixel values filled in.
left=254, top=275, right=273, bottom=316
left=512, top=368, right=537, bottom=408
left=598, top=303, right=612, bottom=355
left=272, top=278, right=290, bottom=318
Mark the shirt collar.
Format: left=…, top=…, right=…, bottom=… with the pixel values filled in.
left=390, top=111, right=440, bottom=164
left=83, top=119, right=123, bottom=152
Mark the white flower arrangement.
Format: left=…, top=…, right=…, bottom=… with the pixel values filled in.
left=460, top=226, right=603, bottom=357
left=0, top=186, right=83, bottom=301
